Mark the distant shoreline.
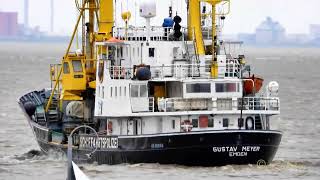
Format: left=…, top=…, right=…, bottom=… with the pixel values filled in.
left=0, top=40, right=319, bottom=49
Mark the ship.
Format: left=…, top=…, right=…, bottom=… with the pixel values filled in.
left=18, top=0, right=282, bottom=166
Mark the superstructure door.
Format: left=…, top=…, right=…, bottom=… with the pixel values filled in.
left=130, top=83, right=150, bottom=112
left=127, top=118, right=142, bottom=135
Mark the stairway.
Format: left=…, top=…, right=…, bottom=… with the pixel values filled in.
left=35, top=106, right=47, bottom=126
left=254, top=115, right=263, bottom=130
left=185, top=41, right=200, bottom=77
left=46, top=98, right=59, bottom=122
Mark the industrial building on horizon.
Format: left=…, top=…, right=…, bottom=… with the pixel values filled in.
left=0, top=0, right=68, bottom=41
left=0, top=12, right=18, bottom=37
left=235, top=17, right=320, bottom=46
left=0, top=3, right=319, bottom=45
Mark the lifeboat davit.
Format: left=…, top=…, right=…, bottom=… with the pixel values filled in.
left=243, top=75, right=264, bottom=94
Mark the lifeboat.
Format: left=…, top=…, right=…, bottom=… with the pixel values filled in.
left=243, top=75, right=264, bottom=94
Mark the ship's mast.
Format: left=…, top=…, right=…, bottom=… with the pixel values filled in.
left=188, top=0, right=205, bottom=55
left=187, top=0, right=230, bottom=78
left=204, top=0, right=230, bottom=78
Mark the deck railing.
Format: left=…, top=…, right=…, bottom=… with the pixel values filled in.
left=237, top=97, right=280, bottom=111
left=156, top=97, right=279, bottom=113
left=49, top=64, right=62, bottom=91
left=113, top=26, right=187, bottom=41
left=108, top=62, right=241, bottom=80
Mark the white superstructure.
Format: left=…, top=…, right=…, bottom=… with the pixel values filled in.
left=93, top=23, right=280, bottom=136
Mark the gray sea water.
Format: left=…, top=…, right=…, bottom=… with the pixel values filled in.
left=0, top=42, right=320, bottom=180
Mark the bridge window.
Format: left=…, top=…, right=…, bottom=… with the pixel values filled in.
left=131, top=85, right=139, bottom=97
left=140, top=85, right=147, bottom=97
left=186, top=83, right=211, bottom=93
left=131, top=84, right=147, bottom=98
left=172, top=120, right=175, bottom=129
left=215, top=83, right=238, bottom=93
left=72, top=60, right=83, bottom=72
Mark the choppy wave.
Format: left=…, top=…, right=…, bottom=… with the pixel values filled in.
left=0, top=149, right=66, bottom=166
left=13, top=149, right=44, bottom=161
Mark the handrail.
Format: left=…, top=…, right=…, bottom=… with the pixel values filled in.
left=45, top=0, right=87, bottom=112
left=237, top=97, right=280, bottom=111
left=114, top=26, right=187, bottom=41
left=107, top=62, right=241, bottom=80
left=157, top=96, right=279, bottom=113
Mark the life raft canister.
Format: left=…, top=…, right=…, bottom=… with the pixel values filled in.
left=181, top=120, right=193, bottom=132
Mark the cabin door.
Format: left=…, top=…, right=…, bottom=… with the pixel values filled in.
left=127, top=118, right=142, bottom=135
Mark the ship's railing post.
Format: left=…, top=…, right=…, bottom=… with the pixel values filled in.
left=67, top=125, right=98, bottom=180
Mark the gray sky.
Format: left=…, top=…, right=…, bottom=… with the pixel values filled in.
left=1, top=0, right=320, bottom=35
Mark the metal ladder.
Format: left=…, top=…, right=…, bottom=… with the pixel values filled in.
left=184, top=40, right=200, bottom=77
left=254, top=115, right=263, bottom=130
left=47, top=98, right=59, bottom=122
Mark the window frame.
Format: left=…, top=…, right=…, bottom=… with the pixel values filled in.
left=130, top=84, right=148, bottom=98
left=71, top=60, right=83, bottom=73
left=215, top=83, right=239, bottom=93
left=63, top=62, right=70, bottom=74
left=192, top=119, right=198, bottom=128
left=186, top=83, right=211, bottom=94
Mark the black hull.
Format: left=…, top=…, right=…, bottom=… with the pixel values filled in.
left=36, top=129, right=281, bottom=166
left=19, top=91, right=282, bottom=166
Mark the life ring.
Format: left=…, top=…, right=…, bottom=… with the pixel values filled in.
left=245, top=117, right=254, bottom=130
left=181, top=120, right=193, bottom=132
left=113, top=66, right=125, bottom=78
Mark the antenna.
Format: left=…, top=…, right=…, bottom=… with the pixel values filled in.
left=169, top=1, right=172, bottom=18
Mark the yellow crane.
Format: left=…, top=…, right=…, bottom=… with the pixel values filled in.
left=45, top=0, right=113, bottom=112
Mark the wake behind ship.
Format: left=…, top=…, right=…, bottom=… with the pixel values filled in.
left=18, top=0, right=282, bottom=166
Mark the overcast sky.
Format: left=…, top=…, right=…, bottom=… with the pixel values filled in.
left=1, top=0, right=320, bottom=35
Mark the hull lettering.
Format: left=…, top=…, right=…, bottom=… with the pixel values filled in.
left=79, top=136, right=118, bottom=150
left=213, top=146, right=260, bottom=157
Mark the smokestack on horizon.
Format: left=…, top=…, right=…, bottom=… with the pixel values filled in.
left=24, top=0, right=29, bottom=28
